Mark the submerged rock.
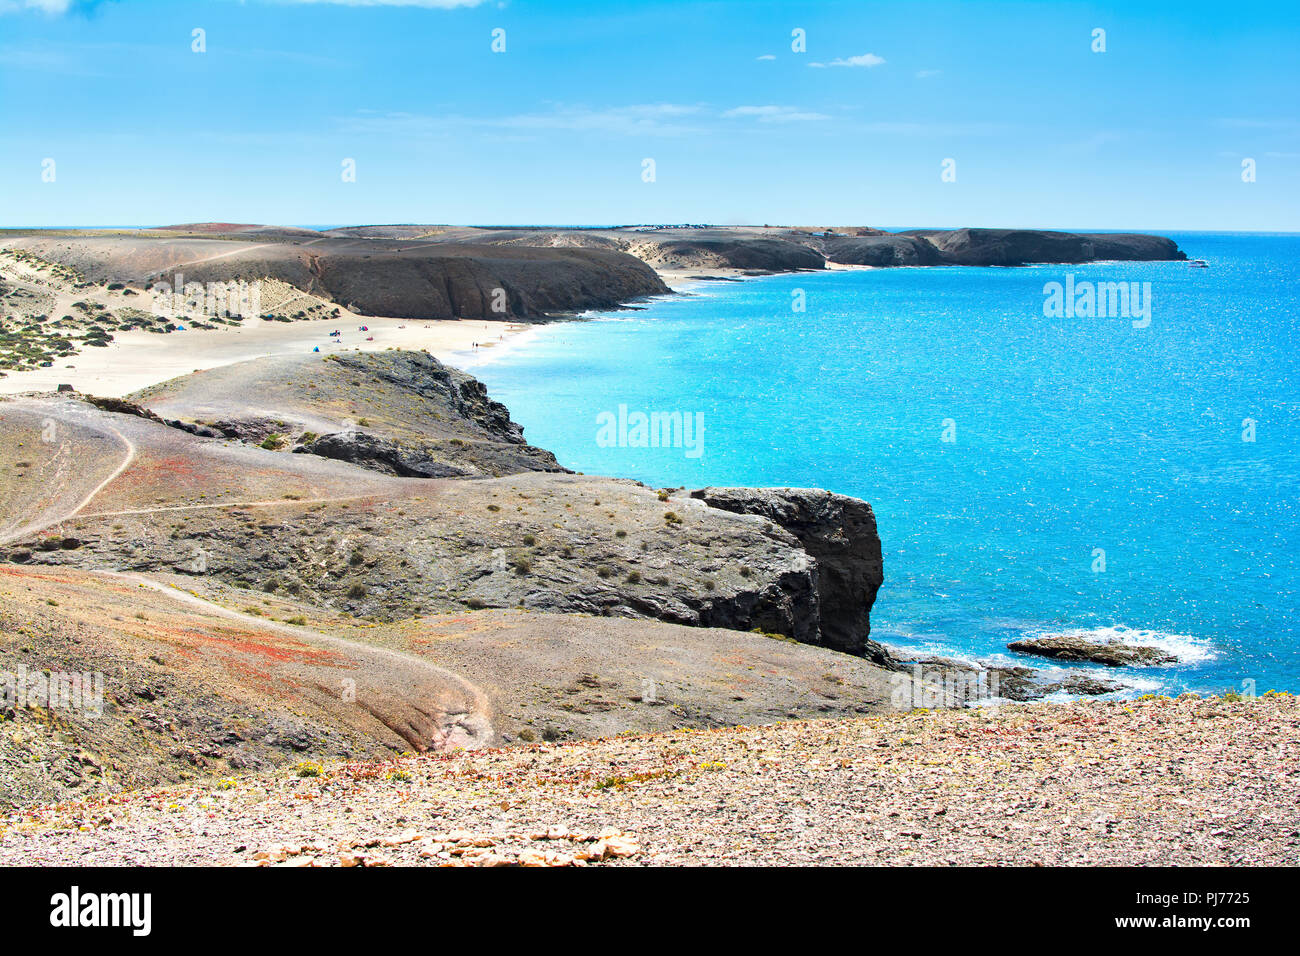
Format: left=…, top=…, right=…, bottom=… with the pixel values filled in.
left=1008, top=635, right=1178, bottom=667
left=899, top=656, right=1125, bottom=704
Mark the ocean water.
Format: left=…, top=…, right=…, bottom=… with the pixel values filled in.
left=466, top=233, right=1300, bottom=695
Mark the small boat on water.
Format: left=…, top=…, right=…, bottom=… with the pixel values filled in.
left=1188, top=259, right=1209, bottom=268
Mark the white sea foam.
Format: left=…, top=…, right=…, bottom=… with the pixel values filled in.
left=1021, top=624, right=1216, bottom=665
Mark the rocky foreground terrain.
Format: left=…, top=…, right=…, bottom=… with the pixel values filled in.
left=1, top=695, right=1294, bottom=866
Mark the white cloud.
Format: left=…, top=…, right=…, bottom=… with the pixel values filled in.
left=859, top=120, right=1006, bottom=136
left=342, top=103, right=710, bottom=138
left=1216, top=118, right=1300, bottom=131
left=281, top=0, right=485, bottom=6
left=755, top=54, right=776, bottom=61
left=0, top=0, right=75, bottom=13
left=342, top=102, right=839, bottom=138
left=500, top=103, right=705, bottom=135
left=723, top=105, right=830, bottom=123
left=809, top=53, right=886, bottom=69
left=0, top=0, right=484, bottom=11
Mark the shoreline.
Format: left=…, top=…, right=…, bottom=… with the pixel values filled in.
left=0, top=259, right=724, bottom=398
left=0, top=315, right=534, bottom=398
left=0, top=251, right=1184, bottom=398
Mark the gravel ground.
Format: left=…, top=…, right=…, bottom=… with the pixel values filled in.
left=1, top=694, right=1296, bottom=866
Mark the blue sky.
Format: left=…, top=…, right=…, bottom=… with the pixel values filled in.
left=1, top=0, right=1297, bottom=230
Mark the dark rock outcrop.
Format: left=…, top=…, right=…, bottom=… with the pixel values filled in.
left=84, top=395, right=166, bottom=423
left=329, top=351, right=527, bottom=444
left=293, top=245, right=668, bottom=319
left=646, top=238, right=825, bottom=273
left=299, top=351, right=567, bottom=476
left=900, top=657, right=1124, bottom=703
left=331, top=224, right=1187, bottom=271
left=7, top=234, right=670, bottom=321
left=85, top=395, right=222, bottom=438
left=823, top=235, right=948, bottom=267
left=900, top=228, right=1186, bottom=267
left=1008, top=635, right=1178, bottom=667
left=133, top=350, right=568, bottom=478
left=207, top=416, right=287, bottom=444
left=297, top=429, right=563, bottom=479
left=691, top=487, right=887, bottom=663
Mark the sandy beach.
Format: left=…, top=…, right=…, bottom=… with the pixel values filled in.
left=0, top=315, right=530, bottom=398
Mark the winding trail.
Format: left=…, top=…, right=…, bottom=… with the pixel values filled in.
left=76, top=494, right=383, bottom=520
left=0, top=416, right=136, bottom=547
left=112, top=571, right=496, bottom=750
left=168, top=241, right=276, bottom=269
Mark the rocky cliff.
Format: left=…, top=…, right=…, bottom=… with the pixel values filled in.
left=132, top=351, right=566, bottom=479
left=820, top=234, right=949, bottom=267
left=10, top=363, right=892, bottom=663
left=325, top=224, right=1188, bottom=272
left=2, top=233, right=670, bottom=321
left=690, top=488, right=887, bottom=663
left=899, top=228, right=1186, bottom=266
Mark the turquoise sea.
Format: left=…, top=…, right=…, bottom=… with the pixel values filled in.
left=466, top=234, right=1300, bottom=695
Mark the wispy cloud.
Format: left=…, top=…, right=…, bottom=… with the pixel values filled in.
left=810, top=53, right=886, bottom=69
left=723, top=105, right=830, bottom=123
left=1058, top=130, right=1124, bottom=153
left=0, top=0, right=67, bottom=12
left=498, top=104, right=705, bottom=135
left=0, top=0, right=113, bottom=13
left=755, top=54, right=776, bottom=61
left=0, top=38, right=340, bottom=73
left=279, top=0, right=485, bottom=6
left=342, top=103, right=710, bottom=138
left=0, top=0, right=485, bottom=10
left=341, top=102, right=842, bottom=138
left=1215, top=118, right=1300, bottom=131
left=337, top=104, right=1003, bottom=143
left=916, top=69, right=942, bottom=78
left=0, top=46, right=81, bottom=68
left=859, top=120, right=1008, bottom=136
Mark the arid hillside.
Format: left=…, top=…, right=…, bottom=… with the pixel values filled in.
left=325, top=224, right=1187, bottom=272
left=0, top=354, right=908, bottom=806
left=0, top=350, right=1133, bottom=809
left=1, top=230, right=668, bottom=323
